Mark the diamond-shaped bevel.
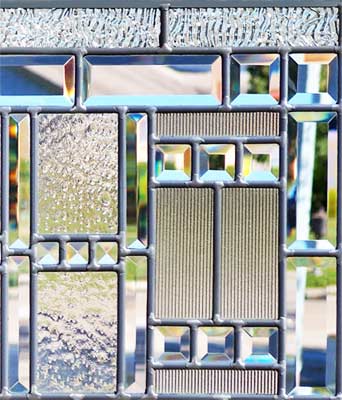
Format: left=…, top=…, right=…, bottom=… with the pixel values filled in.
left=199, top=144, right=235, bottom=182
left=241, top=327, right=278, bottom=365
left=231, top=54, right=280, bottom=105
left=66, top=242, right=88, bottom=265
left=198, top=327, right=234, bottom=364
left=289, top=53, right=337, bottom=105
left=154, top=326, right=190, bottom=363
left=155, top=145, right=191, bottom=182
left=243, top=144, right=279, bottom=182
left=95, top=242, right=118, bottom=265
left=36, top=242, right=59, bottom=265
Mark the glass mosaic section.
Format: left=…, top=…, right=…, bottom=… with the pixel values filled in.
left=37, top=272, right=117, bottom=392
left=9, top=114, right=30, bottom=249
left=154, top=327, right=190, bottom=364
left=38, top=114, right=118, bottom=234
left=126, top=114, right=148, bottom=249
left=83, top=55, right=222, bottom=106
left=231, top=54, right=280, bottom=105
left=0, top=55, right=75, bottom=106
left=286, top=258, right=336, bottom=395
left=8, top=256, right=30, bottom=393
left=168, top=8, right=339, bottom=47
left=155, top=145, right=192, bottom=182
left=125, top=257, right=147, bottom=392
left=0, top=8, right=161, bottom=48
left=241, top=328, right=278, bottom=366
left=289, top=54, right=338, bottom=105
left=288, top=112, right=337, bottom=250
left=198, top=327, right=234, bottom=365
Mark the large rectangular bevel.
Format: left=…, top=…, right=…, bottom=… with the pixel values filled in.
left=221, top=188, right=279, bottom=319
left=155, top=188, right=214, bottom=319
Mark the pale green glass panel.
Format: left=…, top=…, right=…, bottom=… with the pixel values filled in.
left=9, top=115, right=30, bottom=249
left=8, top=256, right=30, bottom=393
left=37, top=272, right=117, bottom=392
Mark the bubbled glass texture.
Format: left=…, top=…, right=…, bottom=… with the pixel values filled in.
left=168, top=7, right=339, bottom=47
left=38, top=114, right=118, bottom=234
left=0, top=8, right=161, bottom=48
left=37, top=272, right=117, bottom=392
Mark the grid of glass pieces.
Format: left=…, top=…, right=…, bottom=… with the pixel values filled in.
left=0, top=2, right=341, bottom=399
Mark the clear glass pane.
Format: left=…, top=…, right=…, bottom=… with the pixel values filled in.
left=286, top=258, right=336, bottom=395
left=83, top=55, right=222, bottom=106
left=288, top=112, right=337, bottom=250
left=8, top=256, right=30, bottom=393
left=37, top=272, right=117, bottom=392
left=9, top=114, right=30, bottom=249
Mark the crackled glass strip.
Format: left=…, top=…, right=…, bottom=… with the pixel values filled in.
left=0, top=8, right=160, bottom=48
left=37, top=272, right=117, bottom=392
left=9, top=115, right=30, bottom=249
left=8, top=256, right=30, bottom=393
left=286, top=258, right=336, bottom=395
left=126, top=114, right=148, bottom=249
left=169, top=8, right=339, bottom=47
left=125, top=257, right=147, bottom=392
left=38, top=114, right=118, bottom=234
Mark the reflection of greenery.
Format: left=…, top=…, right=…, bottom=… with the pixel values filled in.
left=247, top=66, right=269, bottom=93
left=306, top=266, right=336, bottom=288
left=312, top=122, right=328, bottom=213
left=126, top=257, right=147, bottom=281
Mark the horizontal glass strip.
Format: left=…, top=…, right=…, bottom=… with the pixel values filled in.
left=83, top=55, right=222, bottom=106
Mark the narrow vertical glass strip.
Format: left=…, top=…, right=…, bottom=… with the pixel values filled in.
left=125, top=256, right=147, bottom=392
left=286, top=257, right=336, bottom=395
left=126, top=114, right=148, bottom=248
left=8, top=256, right=30, bottom=392
left=9, top=114, right=30, bottom=249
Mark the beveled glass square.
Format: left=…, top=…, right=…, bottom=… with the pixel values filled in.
left=243, top=144, right=279, bottom=181
left=155, top=145, right=191, bottom=182
left=95, top=242, right=118, bottom=265
left=231, top=54, right=280, bottom=105
left=36, top=242, right=59, bottom=265
left=198, top=327, right=234, bottom=364
left=199, top=144, right=235, bottom=182
left=154, top=326, right=190, bottom=363
left=289, top=53, right=338, bottom=105
left=66, top=242, right=89, bottom=266
left=241, top=327, right=278, bottom=365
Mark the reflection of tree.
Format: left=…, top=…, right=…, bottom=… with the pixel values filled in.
left=312, top=122, right=327, bottom=213
left=247, top=65, right=269, bottom=94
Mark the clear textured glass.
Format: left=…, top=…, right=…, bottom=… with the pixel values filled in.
left=83, top=55, right=222, bottom=106
left=199, top=144, right=235, bottom=182
left=154, top=326, right=190, bottom=363
left=0, top=55, right=75, bottom=106
left=168, top=8, right=339, bottom=47
left=125, top=257, right=147, bottom=392
left=0, top=8, right=161, bottom=48
left=198, top=327, right=234, bottom=364
left=231, top=54, right=280, bottom=105
left=36, top=242, right=59, bottom=265
left=288, top=112, right=337, bottom=250
left=243, top=144, right=279, bottom=182
left=289, top=54, right=338, bottom=105
left=8, top=256, right=30, bottom=393
left=66, top=242, right=88, bottom=266
left=37, top=272, right=117, bottom=392
left=155, top=145, right=192, bottom=182
left=95, top=242, right=118, bottom=265
left=286, top=258, right=336, bottom=395
left=241, top=328, right=278, bottom=365
left=126, top=114, right=148, bottom=249
left=9, top=115, right=30, bottom=249
left=38, top=114, right=118, bottom=234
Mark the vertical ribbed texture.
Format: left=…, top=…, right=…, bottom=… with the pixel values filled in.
left=221, top=188, right=279, bottom=319
left=155, top=188, right=214, bottom=319
left=155, top=369, right=278, bottom=394
left=156, top=112, right=279, bottom=137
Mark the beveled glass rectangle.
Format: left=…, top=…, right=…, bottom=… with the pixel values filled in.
left=83, top=55, right=222, bottom=106
left=0, top=55, right=75, bottom=106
